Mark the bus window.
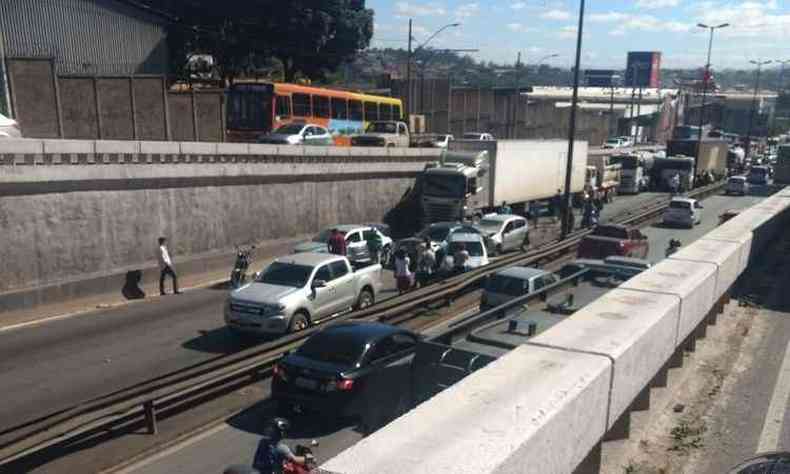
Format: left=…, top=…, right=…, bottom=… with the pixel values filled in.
left=276, top=95, right=291, bottom=118
left=393, top=104, right=402, bottom=119
left=293, top=93, right=311, bottom=117
left=349, top=100, right=363, bottom=121
left=314, top=95, right=330, bottom=118
left=331, top=98, right=348, bottom=119
left=380, top=104, right=392, bottom=120
left=364, top=102, right=379, bottom=121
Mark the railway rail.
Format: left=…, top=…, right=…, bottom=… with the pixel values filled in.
left=0, top=182, right=725, bottom=468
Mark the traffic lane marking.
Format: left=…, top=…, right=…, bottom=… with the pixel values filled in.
left=757, top=337, right=790, bottom=453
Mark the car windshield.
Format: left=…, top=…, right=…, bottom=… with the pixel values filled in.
left=751, top=168, right=768, bottom=177
left=297, top=332, right=366, bottom=367
left=477, top=219, right=504, bottom=232
left=669, top=201, right=692, bottom=210
left=256, top=262, right=312, bottom=287
left=463, top=133, right=481, bottom=139
left=606, top=139, right=619, bottom=145
left=485, top=274, right=528, bottom=296
left=420, top=225, right=451, bottom=242
left=274, top=124, right=304, bottom=135
left=449, top=241, right=483, bottom=256
left=313, top=229, right=347, bottom=243
left=729, top=178, right=744, bottom=184
left=590, top=226, right=628, bottom=239
left=367, top=122, right=397, bottom=133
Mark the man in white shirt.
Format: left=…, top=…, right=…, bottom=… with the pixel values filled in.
left=158, top=237, right=180, bottom=295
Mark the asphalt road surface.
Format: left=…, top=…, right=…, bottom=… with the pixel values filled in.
left=126, top=191, right=768, bottom=474
left=0, top=191, right=672, bottom=433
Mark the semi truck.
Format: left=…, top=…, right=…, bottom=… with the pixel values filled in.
left=775, top=144, right=790, bottom=184
left=611, top=152, right=654, bottom=194
left=420, top=140, right=588, bottom=223
left=586, top=155, right=623, bottom=199
left=666, top=139, right=729, bottom=182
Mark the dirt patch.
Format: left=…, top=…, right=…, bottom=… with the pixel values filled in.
left=600, top=303, right=760, bottom=474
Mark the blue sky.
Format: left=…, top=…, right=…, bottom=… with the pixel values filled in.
left=367, top=0, right=790, bottom=70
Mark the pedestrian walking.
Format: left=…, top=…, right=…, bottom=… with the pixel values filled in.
left=393, top=249, right=413, bottom=295
left=499, top=201, right=512, bottom=215
left=327, top=228, right=347, bottom=256
left=551, top=189, right=562, bottom=220
left=158, top=237, right=180, bottom=295
left=367, top=230, right=383, bottom=264
left=416, top=242, right=436, bottom=288
left=453, top=243, right=470, bottom=273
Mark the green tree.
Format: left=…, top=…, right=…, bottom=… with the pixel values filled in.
left=151, top=0, right=373, bottom=83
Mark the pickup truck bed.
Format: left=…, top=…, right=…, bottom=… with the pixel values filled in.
left=577, top=224, right=649, bottom=259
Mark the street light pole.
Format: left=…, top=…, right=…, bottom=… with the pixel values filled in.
left=696, top=23, right=728, bottom=161
left=405, top=21, right=460, bottom=117
left=771, top=59, right=790, bottom=136
left=746, top=59, right=772, bottom=160
left=562, top=0, right=586, bottom=239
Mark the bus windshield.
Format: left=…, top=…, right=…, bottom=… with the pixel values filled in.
left=227, top=85, right=273, bottom=132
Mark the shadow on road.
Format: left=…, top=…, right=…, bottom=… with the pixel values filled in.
left=226, top=398, right=354, bottom=439
left=182, top=327, right=268, bottom=354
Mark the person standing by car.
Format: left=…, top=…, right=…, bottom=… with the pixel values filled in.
left=394, top=249, right=413, bottom=295
left=327, top=229, right=346, bottom=256
left=453, top=243, right=470, bottom=273
left=499, top=201, right=512, bottom=215
left=157, top=237, right=180, bottom=295
left=367, top=229, right=383, bottom=264
left=416, top=242, right=436, bottom=288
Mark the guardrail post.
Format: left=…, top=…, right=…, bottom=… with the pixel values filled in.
left=144, top=401, right=157, bottom=435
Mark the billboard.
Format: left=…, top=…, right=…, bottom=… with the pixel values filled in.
left=584, top=69, right=620, bottom=87
left=625, top=52, right=661, bottom=88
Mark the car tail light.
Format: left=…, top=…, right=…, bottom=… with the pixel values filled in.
left=336, top=378, right=355, bottom=391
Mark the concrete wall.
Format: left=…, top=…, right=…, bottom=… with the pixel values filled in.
left=323, top=190, right=790, bottom=474
left=0, top=139, right=440, bottom=311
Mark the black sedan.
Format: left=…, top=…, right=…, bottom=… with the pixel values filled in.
left=272, top=322, right=420, bottom=432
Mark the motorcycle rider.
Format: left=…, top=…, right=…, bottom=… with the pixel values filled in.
left=666, top=238, right=682, bottom=257
left=252, top=418, right=310, bottom=474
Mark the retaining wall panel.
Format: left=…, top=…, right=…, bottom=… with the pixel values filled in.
left=620, top=258, right=717, bottom=345
left=669, top=239, right=741, bottom=298
left=322, top=345, right=611, bottom=474
left=528, top=288, right=680, bottom=428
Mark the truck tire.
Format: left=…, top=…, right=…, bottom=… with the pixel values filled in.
left=355, top=288, right=375, bottom=310
left=289, top=311, right=310, bottom=332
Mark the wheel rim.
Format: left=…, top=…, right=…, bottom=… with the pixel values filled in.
left=360, top=292, right=373, bottom=308
left=294, top=316, right=308, bottom=331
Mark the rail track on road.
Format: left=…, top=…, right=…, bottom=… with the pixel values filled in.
left=0, top=182, right=725, bottom=469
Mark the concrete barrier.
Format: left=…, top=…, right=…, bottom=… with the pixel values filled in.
left=42, top=139, right=95, bottom=155
left=0, top=139, right=44, bottom=154
left=323, top=189, right=790, bottom=474
left=139, top=140, right=180, bottom=155
left=322, top=345, right=612, bottom=474
left=180, top=141, right=218, bottom=155
left=529, top=289, right=680, bottom=429
left=95, top=139, right=140, bottom=154
left=620, top=258, right=717, bottom=345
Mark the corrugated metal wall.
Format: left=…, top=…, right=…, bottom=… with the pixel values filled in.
left=0, top=0, right=169, bottom=75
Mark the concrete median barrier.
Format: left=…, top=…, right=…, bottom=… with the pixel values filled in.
left=322, top=345, right=612, bottom=474
left=0, top=139, right=44, bottom=154
left=179, top=141, right=217, bottom=156
left=95, top=139, right=140, bottom=154
left=620, top=258, right=717, bottom=345
left=139, top=140, right=180, bottom=155
left=528, top=289, right=680, bottom=429
left=42, top=139, right=95, bottom=155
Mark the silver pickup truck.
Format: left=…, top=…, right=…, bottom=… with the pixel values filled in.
left=224, top=253, right=383, bottom=335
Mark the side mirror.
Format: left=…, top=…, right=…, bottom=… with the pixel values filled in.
left=312, top=279, right=327, bottom=289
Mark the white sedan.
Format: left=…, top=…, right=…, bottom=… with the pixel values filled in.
left=662, top=197, right=703, bottom=228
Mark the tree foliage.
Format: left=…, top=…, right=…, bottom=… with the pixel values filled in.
left=150, top=0, right=373, bottom=83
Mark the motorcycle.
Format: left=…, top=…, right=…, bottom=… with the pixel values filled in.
left=666, top=239, right=682, bottom=258
left=581, top=207, right=599, bottom=229
left=230, top=245, right=255, bottom=289
left=283, top=443, right=318, bottom=474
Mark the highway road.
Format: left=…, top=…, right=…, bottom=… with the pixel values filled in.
left=125, top=191, right=769, bottom=474
left=0, top=191, right=664, bottom=435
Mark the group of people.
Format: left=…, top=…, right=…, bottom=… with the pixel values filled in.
left=392, top=239, right=472, bottom=295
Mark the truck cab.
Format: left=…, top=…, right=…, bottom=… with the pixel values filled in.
left=351, top=121, right=410, bottom=148
left=422, top=150, right=489, bottom=223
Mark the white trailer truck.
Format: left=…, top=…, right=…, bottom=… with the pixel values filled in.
left=420, top=140, right=588, bottom=223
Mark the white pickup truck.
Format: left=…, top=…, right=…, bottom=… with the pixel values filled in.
left=224, top=253, right=383, bottom=336
left=350, top=121, right=410, bottom=148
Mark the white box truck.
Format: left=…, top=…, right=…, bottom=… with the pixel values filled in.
left=420, top=139, right=588, bottom=223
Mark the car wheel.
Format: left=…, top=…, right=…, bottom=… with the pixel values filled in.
left=355, top=288, right=375, bottom=310
left=289, top=311, right=310, bottom=332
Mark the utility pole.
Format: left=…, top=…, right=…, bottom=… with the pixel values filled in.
left=629, top=63, right=639, bottom=145
left=696, top=23, right=729, bottom=162
left=513, top=52, right=522, bottom=139
left=406, top=19, right=413, bottom=116
left=746, top=59, right=772, bottom=160
left=562, top=0, right=586, bottom=239
left=609, top=85, right=615, bottom=136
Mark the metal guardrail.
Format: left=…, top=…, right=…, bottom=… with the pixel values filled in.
left=0, top=182, right=726, bottom=466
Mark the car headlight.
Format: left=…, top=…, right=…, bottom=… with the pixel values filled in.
left=263, top=303, right=286, bottom=315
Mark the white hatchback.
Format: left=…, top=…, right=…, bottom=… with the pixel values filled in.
left=446, top=233, right=490, bottom=269
left=663, top=197, right=703, bottom=228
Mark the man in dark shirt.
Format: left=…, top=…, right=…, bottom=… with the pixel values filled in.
left=327, top=229, right=347, bottom=256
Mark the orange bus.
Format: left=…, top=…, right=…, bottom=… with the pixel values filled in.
left=226, top=82, right=404, bottom=145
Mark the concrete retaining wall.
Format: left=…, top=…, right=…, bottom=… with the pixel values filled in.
left=0, top=139, right=440, bottom=311
left=323, top=189, right=790, bottom=474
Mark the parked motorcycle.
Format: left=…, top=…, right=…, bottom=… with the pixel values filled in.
left=666, top=239, right=682, bottom=258
left=230, top=245, right=255, bottom=289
